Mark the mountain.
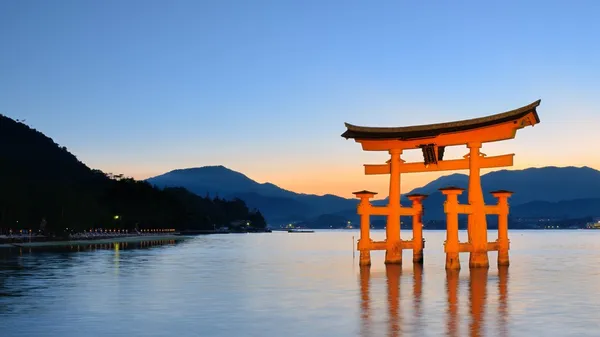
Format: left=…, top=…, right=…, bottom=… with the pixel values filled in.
left=146, top=166, right=293, bottom=199
left=407, top=166, right=600, bottom=221
left=410, top=166, right=600, bottom=205
left=147, top=166, right=359, bottom=224
left=148, top=165, right=600, bottom=226
left=0, top=114, right=265, bottom=234
left=511, top=198, right=600, bottom=219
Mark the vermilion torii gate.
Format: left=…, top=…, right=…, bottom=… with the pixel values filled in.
left=342, top=100, right=541, bottom=269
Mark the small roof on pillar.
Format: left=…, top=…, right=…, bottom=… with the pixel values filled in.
left=490, top=189, right=514, bottom=194
left=352, top=190, right=378, bottom=195
left=438, top=186, right=465, bottom=191
left=341, top=100, right=541, bottom=140
left=406, top=193, right=428, bottom=198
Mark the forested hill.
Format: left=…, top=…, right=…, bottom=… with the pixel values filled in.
left=0, top=115, right=265, bottom=234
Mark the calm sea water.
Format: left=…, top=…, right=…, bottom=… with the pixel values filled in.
left=1, top=230, right=600, bottom=337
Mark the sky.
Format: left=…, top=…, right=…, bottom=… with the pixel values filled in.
left=1, top=0, right=600, bottom=198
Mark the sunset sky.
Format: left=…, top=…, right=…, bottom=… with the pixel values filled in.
left=1, top=1, right=599, bottom=198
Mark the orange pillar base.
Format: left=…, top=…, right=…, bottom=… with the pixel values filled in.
left=413, top=248, right=423, bottom=264
left=360, top=250, right=372, bottom=266
left=498, top=250, right=509, bottom=266
left=445, top=252, right=460, bottom=270
left=469, top=251, right=489, bottom=268
left=385, top=243, right=402, bottom=264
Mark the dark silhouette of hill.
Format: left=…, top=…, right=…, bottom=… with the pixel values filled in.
left=511, top=198, right=600, bottom=218
left=0, top=115, right=265, bottom=235
left=409, top=166, right=600, bottom=205
left=405, top=166, right=600, bottom=220
left=228, top=192, right=311, bottom=224
left=148, top=165, right=600, bottom=226
left=149, top=166, right=292, bottom=198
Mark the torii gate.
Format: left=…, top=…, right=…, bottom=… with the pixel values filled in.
left=342, top=100, right=541, bottom=269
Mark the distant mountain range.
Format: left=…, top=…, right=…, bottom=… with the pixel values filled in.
left=147, top=165, right=600, bottom=227
left=146, top=166, right=354, bottom=224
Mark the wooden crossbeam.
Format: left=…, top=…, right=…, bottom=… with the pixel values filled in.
left=358, top=240, right=415, bottom=251
left=444, top=204, right=504, bottom=215
left=361, top=205, right=417, bottom=216
left=459, top=242, right=473, bottom=252
left=484, top=205, right=501, bottom=215
left=368, top=206, right=389, bottom=216
left=487, top=241, right=499, bottom=251
left=399, top=207, right=418, bottom=216
left=364, top=154, right=514, bottom=175
left=449, top=242, right=501, bottom=252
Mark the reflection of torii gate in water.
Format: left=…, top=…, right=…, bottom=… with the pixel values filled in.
left=358, top=265, right=508, bottom=337
left=342, top=100, right=541, bottom=269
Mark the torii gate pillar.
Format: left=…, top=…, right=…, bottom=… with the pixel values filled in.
left=467, top=142, right=489, bottom=268
left=385, top=149, right=403, bottom=265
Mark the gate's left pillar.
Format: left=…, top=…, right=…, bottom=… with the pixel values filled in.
left=353, top=190, right=378, bottom=266
left=441, top=187, right=464, bottom=270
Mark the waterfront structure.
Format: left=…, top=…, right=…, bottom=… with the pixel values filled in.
left=343, top=100, right=541, bottom=268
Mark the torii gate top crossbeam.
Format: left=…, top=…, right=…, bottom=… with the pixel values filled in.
left=341, top=100, right=541, bottom=151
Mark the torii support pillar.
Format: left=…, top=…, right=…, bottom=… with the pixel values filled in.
left=385, top=149, right=403, bottom=265
left=407, top=193, right=427, bottom=264
left=467, top=142, right=489, bottom=269
left=354, top=190, right=378, bottom=266
left=441, top=187, right=463, bottom=270
left=491, top=190, right=513, bottom=266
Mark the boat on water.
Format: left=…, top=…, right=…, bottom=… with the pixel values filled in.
left=288, top=229, right=314, bottom=233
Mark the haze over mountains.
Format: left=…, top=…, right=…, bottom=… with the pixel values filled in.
left=147, top=165, right=600, bottom=226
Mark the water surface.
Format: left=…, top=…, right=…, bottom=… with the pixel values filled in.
left=1, top=230, right=600, bottom=336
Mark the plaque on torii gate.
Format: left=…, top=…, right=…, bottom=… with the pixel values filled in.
left=342, top=100, right=541, bottom=269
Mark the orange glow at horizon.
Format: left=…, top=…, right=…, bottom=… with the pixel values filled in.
left=86, top=96, right=600, bottom=200
left=117, top=160, right=600, bottom=200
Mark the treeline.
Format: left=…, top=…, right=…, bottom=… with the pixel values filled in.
left=0, top=115, right=266, bottom=234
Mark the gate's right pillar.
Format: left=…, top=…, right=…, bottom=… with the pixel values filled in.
left=491, top=190, right=513, bottom=266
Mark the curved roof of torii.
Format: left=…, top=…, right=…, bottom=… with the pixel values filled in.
left=341, top=100, right=541, bottom=140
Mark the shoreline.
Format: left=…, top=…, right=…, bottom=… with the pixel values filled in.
left=0, top=235, right=193, bottom=249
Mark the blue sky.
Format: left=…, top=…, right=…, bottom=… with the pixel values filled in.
left=1, top=1, right=599, bottom=197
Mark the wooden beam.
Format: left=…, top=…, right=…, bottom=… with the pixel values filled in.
left=459, top=242, right=473, bottom=252
left=364, top=154, right=514, bottom=175
left=368, top=206, right=389, bottom=216
left=484, top=205, right=501, bottom=215
left=360, top=240, right=417, bottom=252
left=364, top=163, right=390, bottom=175
left=399, top=207, right=417, bottom=216
left=456, top=204, right=473, bottom=215
left=399, top=240, right=414, bottom=249
left=357, top=118, right=530, bottom=151
left=487, top=241, right=499, bottom=251
left=455, top=242, right=500, bottom=252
